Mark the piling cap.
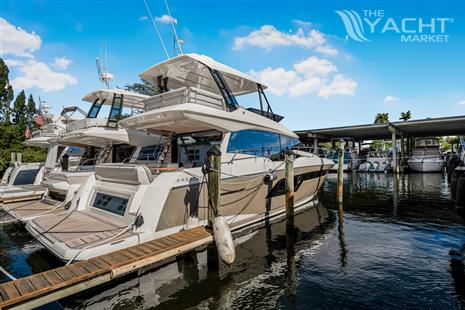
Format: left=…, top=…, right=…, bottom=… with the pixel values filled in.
left=207, top=144, right=222, bottom=156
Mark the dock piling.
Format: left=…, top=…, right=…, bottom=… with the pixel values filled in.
left=285, top=151, right=295, bottom=228
left=337, top=139, right=345, bottom=203
left=206, top=145, right=221, bottom=227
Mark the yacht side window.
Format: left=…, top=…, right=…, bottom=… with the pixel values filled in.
left=137, top=145, right=162, bottom=161
left=227, top=130, right=281, bottom=157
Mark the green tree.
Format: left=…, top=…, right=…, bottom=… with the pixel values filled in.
left=0, top=59, right=47, bottom=174
left=374, top=113, right=389, bottom=124
left=125, top=79, right=158, bottom=96
left=0, top=59, right=14, bottom=124
left=27, top=94, right=37, bottom=130
left=13, top=90, right=27, bottom=131
left=399, top=110, right=412, bottom=121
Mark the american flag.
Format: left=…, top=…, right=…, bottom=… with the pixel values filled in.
left=35, top=106, right=43, bottom=127
left=24, top=126, right=32, bottom=139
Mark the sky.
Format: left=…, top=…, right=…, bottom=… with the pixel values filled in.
left=1, top=0, right=465, bottom=130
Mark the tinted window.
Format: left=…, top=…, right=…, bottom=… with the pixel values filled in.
left=87, top=100, right=104, bottom=118
left=280, top=135, right=301, bottom=151
left=112, top=144, right=136, bottom=163
left=227, top=130, right=280, bottom=156
left=92, top=192, right=128, bottom=216
left=227, top=130, right=300, bottom=157
left=13, top=169, right=39, bottom=185
left=137, top=145, right=161, bottom=161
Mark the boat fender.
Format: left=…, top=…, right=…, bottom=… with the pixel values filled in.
left=213, top=216, right=235, bottom=265
left=186, top=216, right=199, bottom=229
left=135, top=214, right=144, bottom=228
left=263, top=171, right=277, bottom=185
left=64, top=201, right=71, bottom=210
left=456, top=174, right=465, bottom=208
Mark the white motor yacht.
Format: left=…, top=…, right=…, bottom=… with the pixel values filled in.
left=3, top=90, right=157, bottom=221
left=358, top=150, right=392, bottom=172
left=407, top=137, right=445, bottom=172
left=0, top=112, right=72, bottom=203
left=26, top=54, right=334, bottom=261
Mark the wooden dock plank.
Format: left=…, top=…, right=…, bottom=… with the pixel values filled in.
left=13, top=279, right=36, bottom=296
left=0, top=226, right=213, bottom=309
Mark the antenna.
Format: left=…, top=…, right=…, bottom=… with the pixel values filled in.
left=96, top=42, right=114, bottom=89
left=164, top=0, right=183, bottom=55
left=143, top=0, right=170, bottom=59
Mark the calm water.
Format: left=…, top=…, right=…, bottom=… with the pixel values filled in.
left=1, top=172, right=465, bottom=309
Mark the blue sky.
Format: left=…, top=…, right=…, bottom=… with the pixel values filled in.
left=1, top=0, right=465, bottom=130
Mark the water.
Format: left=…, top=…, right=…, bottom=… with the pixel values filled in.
left=1, top=172, right=465, bottom=309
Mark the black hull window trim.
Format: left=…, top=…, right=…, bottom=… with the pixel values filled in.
left=266, top=170, right=328, bottom=198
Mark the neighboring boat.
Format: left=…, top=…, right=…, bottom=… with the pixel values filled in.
left=327, top=142, right=362, bottom=171
left=26, top=54, right=334, bottom=261
left=358, top=150, right=392, bottom=172
left=3, top=90, right=157, bottom=221
left=0, top=111, right=72, bottom=203
left=407, top=137, right=445, bottom=172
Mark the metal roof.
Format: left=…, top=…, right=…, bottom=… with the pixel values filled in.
left=296, top=115, right=465, bottom=142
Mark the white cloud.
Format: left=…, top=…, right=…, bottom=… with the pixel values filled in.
left=249, top=67, right=299, bottom=96
left=53, top=57, right=72, bottom=70
left=292, top=19, right=315, bottom=28
left=3, top=19, right=77, bottom=92
left=289, top=77, right=322, bottom=97
left=139, top=16, right=148, bottom=22
left=233, top=24, right=337, bottom=56
left=4, top=59, right=24, bottom=67
left=0, top=18, right=42, bottom=57
left=458, top=100, right=465, bottom=105
left=384, top=96, right=400, bottom=103
left=11, top=60, right=77, bottom=92
left=293, top=56, right=337, bottom=78
left=319, top=74, right=357, bottom=98
left=315, top=45, right=338, bottom=56
left=155, top=15, right=177, bottom=25
left=249, top=56, right=357, bottom=98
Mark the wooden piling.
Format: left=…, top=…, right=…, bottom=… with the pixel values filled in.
left=337, top=140, right=345, bottom=203
left=206, top=145, right=221, bottom=228
left=285, top=151, right=295, bottom=228
left=10, top=152, right=16, bottom=165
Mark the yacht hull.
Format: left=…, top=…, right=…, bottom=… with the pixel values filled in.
left=408, top=158, right=445, bottom=172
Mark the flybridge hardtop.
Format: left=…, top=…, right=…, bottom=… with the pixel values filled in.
left=120, top=53, right=295, bottom=138
left=82, top=88, right=149, bottom=110
left=139, top=53, right=267, bottom=97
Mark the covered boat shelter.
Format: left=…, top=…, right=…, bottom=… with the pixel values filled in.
left=295, top=115, right=465, bottom=172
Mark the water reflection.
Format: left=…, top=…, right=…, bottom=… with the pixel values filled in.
left=1, top=172, right=465, bottom=309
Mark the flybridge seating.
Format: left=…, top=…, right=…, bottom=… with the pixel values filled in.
left=143, top=86, right=226, bottom=111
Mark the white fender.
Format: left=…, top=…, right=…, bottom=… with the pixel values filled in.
left=213, top=216, right=235, bottom=264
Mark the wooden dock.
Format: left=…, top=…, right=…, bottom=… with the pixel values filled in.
left=0, top=226, right=213, bottom=309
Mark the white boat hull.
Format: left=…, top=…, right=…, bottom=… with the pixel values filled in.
left=408, top=158, right=444, bottom=172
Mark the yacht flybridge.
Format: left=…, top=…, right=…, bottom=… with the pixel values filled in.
left=26, top=54, right=334, bottom=261
left=3, top=90, right=158, bottom=222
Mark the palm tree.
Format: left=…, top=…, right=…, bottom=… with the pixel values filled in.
left=399, top=110, right=412, bottom=121
left=374, top=113, right=389, bottom=124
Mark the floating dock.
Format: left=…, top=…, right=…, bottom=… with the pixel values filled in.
left=0, top=226, right=213, bottom=309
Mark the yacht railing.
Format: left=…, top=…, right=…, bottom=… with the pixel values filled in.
left=65, top=118, right=108, bottom=133
left=144, top=87, right=226, bottom=111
